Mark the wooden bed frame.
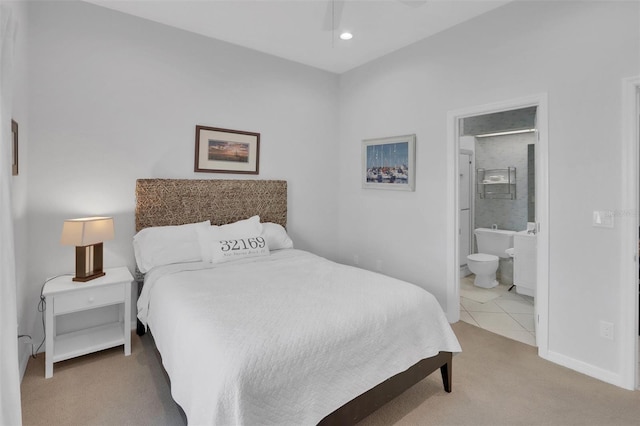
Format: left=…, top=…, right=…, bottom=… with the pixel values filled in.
left=135, top=178, right=453, bottom=425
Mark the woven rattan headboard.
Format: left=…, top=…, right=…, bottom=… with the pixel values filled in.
left=135, top=179, right=287, bottom=232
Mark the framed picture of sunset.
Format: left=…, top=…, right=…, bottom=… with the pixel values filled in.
left=195, top=125, right=260, bottom=174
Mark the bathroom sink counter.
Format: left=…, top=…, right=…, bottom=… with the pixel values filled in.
left=513, top=231, right=537, bottom=297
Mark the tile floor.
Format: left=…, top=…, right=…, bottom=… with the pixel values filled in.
left=460, top=274, right=536, bottom=346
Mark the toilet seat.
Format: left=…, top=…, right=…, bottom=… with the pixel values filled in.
left=467, top=253, right=498, bottom=262
left=466, top=253, right=500, bottom=288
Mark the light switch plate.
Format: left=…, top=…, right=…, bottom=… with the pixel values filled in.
left=593, top=210, right=614, bottom=228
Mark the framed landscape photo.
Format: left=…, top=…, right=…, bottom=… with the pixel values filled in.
left=11, top=119, right=18, bottom=176
left=362, top=134, right=415, bottom=191
left=195, top=125, right=260, bottom=174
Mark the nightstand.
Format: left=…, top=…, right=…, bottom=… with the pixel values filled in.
left=43, top=266, right=133, bottom=378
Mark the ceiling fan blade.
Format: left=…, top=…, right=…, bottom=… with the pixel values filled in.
left=322, top=0, right=345, bottom=32
left=397, top=0, right=428, bottom=7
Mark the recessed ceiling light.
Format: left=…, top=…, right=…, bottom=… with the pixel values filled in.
left=339, top=32, right=353, bottom=41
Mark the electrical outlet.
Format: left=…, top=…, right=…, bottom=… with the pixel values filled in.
left=599, top=321, right=614, bottom=340
left=593, top=210, right=614, bottom=228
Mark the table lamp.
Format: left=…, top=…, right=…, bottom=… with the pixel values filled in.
left=60, top=217, right=114, bottom=282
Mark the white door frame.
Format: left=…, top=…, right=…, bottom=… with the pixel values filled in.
left=620, top=76, right=640, bottom=390
left=459, top=149, right=474, bottom=277
left=446, top=93, right=550, bottom=357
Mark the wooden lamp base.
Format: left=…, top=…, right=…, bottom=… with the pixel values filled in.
left=73, top=243, right=105, bottom=282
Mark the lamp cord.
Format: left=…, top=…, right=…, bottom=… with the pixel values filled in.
left=19, top=274, right=73, bottom=359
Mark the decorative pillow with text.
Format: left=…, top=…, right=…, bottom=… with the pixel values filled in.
left=211, top=236, right=270, bottom=264
left=197, top=215, right=263, bottom=262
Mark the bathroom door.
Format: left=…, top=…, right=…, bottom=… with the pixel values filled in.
left=459, top=152, right=472, bottom=266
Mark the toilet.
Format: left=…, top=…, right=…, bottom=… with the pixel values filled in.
left=467, top=228, right=515, bottom=288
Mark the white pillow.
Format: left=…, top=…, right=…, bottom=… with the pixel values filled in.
left=211, top=236, right=270, bottom=264
left=261, top=222, right=293, bottom=250
left=197, top=215, right=263, bottom=262
left=133, top=220, right=210, bottom=273
left=215, top=215, right=263, bottom=239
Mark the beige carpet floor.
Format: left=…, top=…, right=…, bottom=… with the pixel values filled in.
left=21, top=322, right=640, bottom=425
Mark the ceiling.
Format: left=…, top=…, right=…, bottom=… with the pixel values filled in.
left=85, top=0, right=512, bottom=74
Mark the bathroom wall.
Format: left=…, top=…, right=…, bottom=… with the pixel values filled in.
left=527, top=144, right=535, bottom=222
left=462, top=106, right=537, bottom=136
left=474, top=132, right=534, bottom=231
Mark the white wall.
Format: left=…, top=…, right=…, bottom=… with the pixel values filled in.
left=475, top=133, right=533, bottom=232
left=15, top=0, right=640, bottom=389
left=338, top=0, right=639, bottom=381
left=22, top=1, right=339, bottom=342
left=5, top=0, right=31, bottom=377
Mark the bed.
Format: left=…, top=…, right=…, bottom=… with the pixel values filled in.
left=134, top=178, right=461, bottom=425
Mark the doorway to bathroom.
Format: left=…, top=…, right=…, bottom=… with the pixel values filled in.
left=459, top=108, right=537, bottom=346
left=446, top=94, right=549, bottom=357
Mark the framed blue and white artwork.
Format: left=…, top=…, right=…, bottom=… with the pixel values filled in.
left=362, top=134, right=415, bottom=191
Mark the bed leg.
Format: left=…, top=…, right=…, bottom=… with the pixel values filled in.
left=136, top=319, right=146, bottom=336
left=440, top=357, right=452, bottom=393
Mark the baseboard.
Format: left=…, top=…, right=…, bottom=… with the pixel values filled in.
left=544, top=349, right=624, bottom=388
left=460, top=265, right=471, bottom=277
left=18, top=342, right=31, bottom=381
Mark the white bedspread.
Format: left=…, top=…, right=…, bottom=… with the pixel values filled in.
left=137, top=249, right=461, bottom=426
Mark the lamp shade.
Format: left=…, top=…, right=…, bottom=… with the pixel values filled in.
left=60, top=217, right=115, bottom=247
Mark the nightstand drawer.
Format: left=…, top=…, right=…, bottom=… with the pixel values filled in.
left=54, top=284, right=124, bottom=315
